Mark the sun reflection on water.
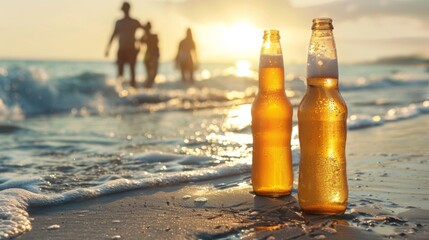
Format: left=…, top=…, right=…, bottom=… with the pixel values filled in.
left=179, top=104, right=254, bottom=165
left=206, top=132, right=252, bottom=165
left=222, top=104, right=252, bottom=131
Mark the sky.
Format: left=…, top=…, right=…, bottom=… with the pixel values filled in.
left=0, top=0, right=428, bottom=64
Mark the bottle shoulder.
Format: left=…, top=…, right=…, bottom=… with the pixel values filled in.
left=298, top=88, right=347, bottom=119
left=253, top=92, right=292, bottom=106
left=252, top=93, right=293, bottom=116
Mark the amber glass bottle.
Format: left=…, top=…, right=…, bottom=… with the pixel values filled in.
left=251, top=30, right=293, bottom=197
left=298, top=18, right=348, bottom=214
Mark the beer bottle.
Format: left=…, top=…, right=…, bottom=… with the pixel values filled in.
left=298, top=18, right=348, bottom=214
left=251, top=30, right=293, bottom=197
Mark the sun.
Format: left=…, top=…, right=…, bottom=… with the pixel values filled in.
left=222, top=22, right=261, bottom=60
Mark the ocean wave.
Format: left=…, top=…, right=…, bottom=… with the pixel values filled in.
left=0, top=65, right=259, bottom=120
left=347, top=101, right=429, bottom=129
left=0, top=65, right=119, bottom=119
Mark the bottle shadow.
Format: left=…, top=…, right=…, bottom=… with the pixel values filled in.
left=248, top=194, right=355, bottom=239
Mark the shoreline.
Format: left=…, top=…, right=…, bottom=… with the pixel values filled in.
left=23, top=177, right=382, bottom=240
left=20, top=115, right=429, bottom=239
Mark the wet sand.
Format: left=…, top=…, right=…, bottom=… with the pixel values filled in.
left=22, top=115, right=429, bottom=239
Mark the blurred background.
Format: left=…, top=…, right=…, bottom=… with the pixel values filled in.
left=0, top=4, right=428, bottom=238
left=1, top=0, right=428, bottom=64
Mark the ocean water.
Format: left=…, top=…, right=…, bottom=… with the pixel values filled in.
left=0, top=59, right=428, bottom=238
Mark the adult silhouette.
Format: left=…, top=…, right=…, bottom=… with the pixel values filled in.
left=175, top=28, right=197, bottom=84
left=105, top=2, right=141, bottom=88
left=141, top=21, right=160, bottom=88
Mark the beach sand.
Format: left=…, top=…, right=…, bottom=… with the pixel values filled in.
left=22, top=115, right=429, bottom=239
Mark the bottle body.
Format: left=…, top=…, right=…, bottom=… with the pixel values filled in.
left=298, top=77, right=348, bottom=214
left=252, top=30, right=293, bottom=197
left=298, top=19, right=348, bottom=214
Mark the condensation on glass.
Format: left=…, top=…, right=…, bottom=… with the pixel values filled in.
left=251, top=30, right=293, bottom=197
left=298, top=18, right=349, bottom=215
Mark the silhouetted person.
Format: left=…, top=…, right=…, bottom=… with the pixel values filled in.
left=105, top=2, right=141, bottom=88
left=175, top=28, right=197, bottom=83
left=141, top=21, right=160, bottom=88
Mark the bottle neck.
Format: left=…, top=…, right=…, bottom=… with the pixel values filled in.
left=260, top=29, right=282, bottom=55
left=259, top=30, right=285, bottom=92
left=259, top=57, right=284, bottom=92
left=307, top=19, right=338, bottom=79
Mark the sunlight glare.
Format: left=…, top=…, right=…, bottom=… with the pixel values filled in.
left=200, top=69, right=211, bottom=80
left=222, top=22, right=261, bottom=59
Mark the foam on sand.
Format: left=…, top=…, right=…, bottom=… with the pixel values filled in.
left=0, top=159, right=251, bottom=239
